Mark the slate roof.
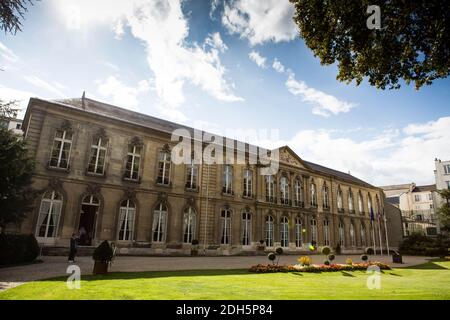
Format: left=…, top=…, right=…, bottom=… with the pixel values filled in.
left=412, top=184, right=436, bottom=193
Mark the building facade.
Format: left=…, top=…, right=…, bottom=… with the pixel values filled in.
left=19, top=97, right=389, bottom=255
left=1, top=117, right=23, bottom=136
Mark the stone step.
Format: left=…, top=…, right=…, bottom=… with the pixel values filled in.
left=41, top=246, right=95, bottom=257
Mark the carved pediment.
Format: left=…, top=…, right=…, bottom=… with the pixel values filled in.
left=278, top=146, right=307, bottom=169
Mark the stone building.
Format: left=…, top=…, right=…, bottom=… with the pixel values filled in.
left=19, top=96, right=390, bottom=255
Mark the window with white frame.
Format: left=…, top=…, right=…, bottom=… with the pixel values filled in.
left=265, top=175, right=275, bottom=202
left=414, top=194, right=421, bottom=202
left=87, top=136, right=107, bottom=175
left=310, top=218, right=317, bottom=244
left=265, top=215, right=274, bottom=246
left=49, top=129, right=72, bottom=169
left=185, top=164, right=198, bottom=190
left=358, top=192, right=364, bottom=213
left=444, top=164, right=450, bottom=174
left=294, top=179, right=303, bottom=206
left=348, top=191, right=354, bottom=211
left=337, top=188, right=343, bottom=210
left=221, top=208, right=232, bottom=244
left=183, top=206, right=196, bottom=244
left=428, top=193, right=433, bottom=201
left=157, top=151, right=171, bottom=185
left=243, top=169, right=253, bottom=197
left=322, top=184, right=330, bottom=209
left=118, top=199, right=136, bottom=241
left=310, top=181, right=317, bottom=207
left=360, top=223, right=367, bottom=246
left=280, top=216, right=289, bottom=247
left=295, top=217, right=302, bottom=247
left=124, top=144, right=141, bottom=180
left=368, top=195, right=373, bottom=213
left=280, top=176, right=289, bottom=204
left=350, top=222, right=356, bottom=246
left=152, top=203, right=168, bottom=243
left=223, top=165, right=233, bottom=194
left=323, top=220, right=330, bottom=246
left=339, top=221, right=345, bottom=246
left=242, top=211, right=252, bottom=245
left=36, top=191, right=63, bottom=238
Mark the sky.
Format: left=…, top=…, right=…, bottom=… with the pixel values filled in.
left=0, top=0, right=449, bottom=186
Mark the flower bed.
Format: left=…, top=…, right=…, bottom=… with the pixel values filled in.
left=249, top=262, right=390, bottom=273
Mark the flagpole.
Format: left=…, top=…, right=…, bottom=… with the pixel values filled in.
left=383, top=210, right=390, bottom=255
left=371, top=224, right=376, bottom=255
left=377, top=218, right=383, bottom=255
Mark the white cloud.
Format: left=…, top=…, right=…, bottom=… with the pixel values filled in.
left=248, top=50, right=267, bottom=68
left=286, top=73, right=356, bottom=117
left=0, top=85, right=38, bottom=119
left=23, top=75, right=67, bottom=98
left=0, top=41, right=19, bottom=63
left=96, top=76, right=151, bottom=110
left=221, top=0, right=297, bottom=45
left=272, top=58, right=285, bottom=73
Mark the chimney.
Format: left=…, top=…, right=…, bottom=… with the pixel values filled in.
left=81, top=91, right=86, bottom=109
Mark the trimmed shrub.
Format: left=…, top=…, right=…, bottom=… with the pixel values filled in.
left=399, top=234, right=449, bottom=256
left=0, top=233, right=40, bottom=265
left=365, top=247, right=375, bottom=255
left=328, top=254, right=335, bottom=262
left=298, top=256, right=311, bottom=266
left=361, top=254, right=368, bottom=262
left=321, top=246, right=331, bottom=255
left=267, top=252, right=276, bottom=264
left=324, top=260, right=330, bottom=266
left=275, top=247, right=283, bottom=255
left=93, top=240, right=113, bottom=262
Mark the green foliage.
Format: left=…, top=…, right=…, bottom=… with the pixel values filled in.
left=327, top=254, right=335, bottom=261
left=0, top=0, right=35, bottom=35
left=324, top=260, right=330, bottom=266
left=275, top=247, right=283, bottom=255
left=93, top=240, right=113, bottom=262
left=436, top=189, right=450, bottom=232
left=345, top=258, right=353, bottom=265
left=0, top=233, right=39, bottom=265
left=0, top=101, right=36, bottom=230
left=399, top=234, right=449, bottom=256
left=289, top=0, right=450, bottom=90
left=321, top=246, right=331, bottom=255
left=267, top=252, right=276, bottom=263
left=365, top=247, right=375, bottom=255
left=361, top=254, right=368, bottom=262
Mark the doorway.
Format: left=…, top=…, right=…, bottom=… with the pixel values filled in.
left=78, top=195, right=100, bottom=246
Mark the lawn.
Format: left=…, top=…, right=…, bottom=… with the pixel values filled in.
left=1, top=260, right=449, bottom=300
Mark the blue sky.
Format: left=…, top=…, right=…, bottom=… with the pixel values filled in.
left=1, top=0, right=449, bottom=186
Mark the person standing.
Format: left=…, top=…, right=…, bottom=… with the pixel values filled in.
left=68, top=233, right=79, bottom=263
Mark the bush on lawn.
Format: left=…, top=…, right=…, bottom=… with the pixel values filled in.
left=93, top=240, right=114, bottom=263
left=399, top=233, right=449, bottom=256
left=321, top=246, right=331, bottom=255
left=267, top=252, right=276, bottom=264
left=328, top=254, right=335, bottom=262
left=0, top=233, right=39, bottom=265
left=324, top=260, right=330, bottom=266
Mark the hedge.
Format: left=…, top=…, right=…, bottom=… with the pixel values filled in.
left=0, top=233, right=40, bottom=265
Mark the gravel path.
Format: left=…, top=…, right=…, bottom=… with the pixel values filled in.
left=0, top=254, right=432, bottom=292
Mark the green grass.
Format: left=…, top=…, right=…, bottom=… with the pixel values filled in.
left=1, top=260, right=449, bottom=300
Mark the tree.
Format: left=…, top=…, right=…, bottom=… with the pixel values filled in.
left=436, top=189, right=450, bottom=232
left=0, top=0, right=35, bottom=35
left=289, top=0, right=450, bottom=90
left=0, top=100, right=36, bottom=231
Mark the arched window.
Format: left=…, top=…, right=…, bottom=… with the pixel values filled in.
left=337, top=187, right=343, bottom=210
left=221, top=208, right=232, bottom=244
left=348, top=190, right=354, bottom=212
left=358, top=191, right=364, bottom=214
left=280, top=176, right=289, bottom=205
left=87, top=136, right=107, bottom=175
left=322, top=184, right=330, bottom=209
left=350, top=222, right=356, bottom=246
left=323, top=220, right=330, bottom=246
left=223, top=165, right=233, bottom=195
left=36, top=191, right=63, bottom=238
left=339, top=221, right=345, bottom=246
left=183, top=206, right=196, bottom=244
left=265, top=215, right=274, bottom=247
left=157, top=150, right=171, bottom=185
left=118, top=199, right=136, bottom=241
left=361, top=223, right=367, bottom=246
left=152, top=203, right=168, bottom=243
left=49, top=129, right=72, bottom=169
left=242, top=211, right=252, bottom=245
left=294, top=178, right=303, bottom=207
left=243, top=169, right=253, bottom=198
left=265, top=175, right=275, bottom=202
left=310, top=181, right=317, bottom=207
left=280, top=216, right=289, bottom=247
left=310, top=218, right=317, bottom=245
left=295, top=217, right=302, bottom=247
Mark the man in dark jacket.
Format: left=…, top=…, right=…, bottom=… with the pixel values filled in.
left=68, top=233, right=79, bottom=263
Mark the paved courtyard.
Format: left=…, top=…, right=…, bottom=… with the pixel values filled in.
left=0, top=254, right=432, bottom=292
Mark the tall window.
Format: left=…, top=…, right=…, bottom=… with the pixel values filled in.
left=337, top=188, right=343, bottom=210
left=265, top=215, right=274, bottom=246
left=87, top=136, right=107, bottom=175
left=350, top=222, right=356, bottom=246
left=157, top=151, right=171, bottom=185
left=339, top=221, right=345, bottom=246
left=323, top=220, right=330, bottom=246
left=414, top=194, right=421, bottom=202
left=243, top=169, right=253, bottom=197
left=294, top=179, right=303, bottom=207
left=280, top=176, right=289, bottom=205
left=223, top=165, right=233, bottom=194
left=368, top=195, right=373, bottom=213
left=125, top=144, right=141, bottom=180
left=348, top=190, right=354, bottom=212
left=280, top=216, right=289, bottom=247
left=221, top=209, right=232, bottom=244
left=360, top=223, right=367, bottom=246
left=310, top=181, right=317, bottom=207
left=185, top=164, right=198, bottom=190
left=322, top=184, right=330, bottom=209
left=152, top=203, right=168, bottom=243
left=118, top=199, right=136, bottom=241
left=358, top=192, right=364, bottom=214
left=49, top=129, right=72, bottom=169
left=295, top=217, right=302, bottom=247
left=444, top=164, right=450, bottom=174
left=310, top=218, right=317, bottom=244
left=265, top=175, right=275, bottom=202
left=242, top=211, right=252, bottom=245
left=183, top=206, right=196, bottom=244
left=36, top=191, right=63, bottom=238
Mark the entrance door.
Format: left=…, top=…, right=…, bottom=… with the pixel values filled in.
left=78, top=195, right=100, bottom=246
